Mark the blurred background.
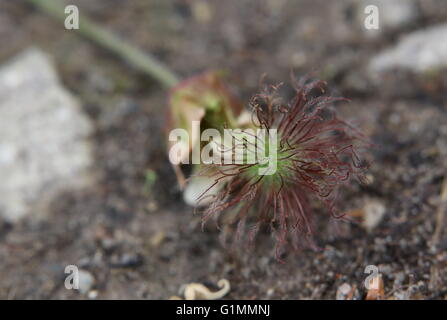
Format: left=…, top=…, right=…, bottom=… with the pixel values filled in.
left=0, top=0, right=446, bottom=299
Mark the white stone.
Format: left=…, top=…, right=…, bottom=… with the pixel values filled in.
left=336, top=283, right=352, bottom=300
left=362, top=199, right=386, bottom=232
left=369, top=24, right=447, bottom=73
left=0, top=48, right=94, bottom=222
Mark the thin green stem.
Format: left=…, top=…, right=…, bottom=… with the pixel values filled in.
left=25, top=0, right=180, bottom=88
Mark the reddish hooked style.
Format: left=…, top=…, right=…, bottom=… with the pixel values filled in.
left=196, top=76, right=370, bottom=261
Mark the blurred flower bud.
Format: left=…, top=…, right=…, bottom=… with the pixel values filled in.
left=166, top=71, right=243, bottom=187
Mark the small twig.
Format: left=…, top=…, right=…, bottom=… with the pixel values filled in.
left=25, top=0, right=180, bottom=88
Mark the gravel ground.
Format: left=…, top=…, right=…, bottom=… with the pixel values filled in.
left=0, top=0, right=446, bottom=299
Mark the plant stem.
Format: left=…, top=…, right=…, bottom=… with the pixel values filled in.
left=25, top=0, right=180, bottom=88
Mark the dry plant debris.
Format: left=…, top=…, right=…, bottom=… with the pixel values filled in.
left=365, top=275, right=385, bottom=300
left=170, top=279, right=230, bottom=300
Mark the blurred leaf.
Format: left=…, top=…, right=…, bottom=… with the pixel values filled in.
left=166, top=71, right=243, bottom=188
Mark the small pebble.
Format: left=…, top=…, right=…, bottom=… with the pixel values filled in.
left=78, top=270, right=95, bottom=295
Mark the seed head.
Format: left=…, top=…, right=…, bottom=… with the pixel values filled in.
left=196, top=76, right=370, bottom=260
